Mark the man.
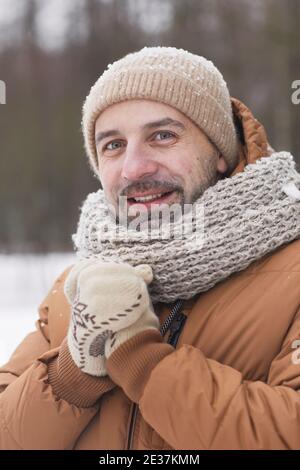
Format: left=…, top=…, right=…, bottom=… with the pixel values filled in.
left=1, top=46, right=300, bottom=450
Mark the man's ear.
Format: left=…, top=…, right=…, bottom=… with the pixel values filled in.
left=217, top=154, right=228, bottom=174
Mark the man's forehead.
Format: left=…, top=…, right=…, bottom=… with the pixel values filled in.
left=94, top=99, right=191, bottom=129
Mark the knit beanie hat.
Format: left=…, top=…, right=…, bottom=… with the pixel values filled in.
left=82, top=46, right=239, bottom=177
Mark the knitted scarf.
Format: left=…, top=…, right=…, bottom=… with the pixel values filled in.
left=72, top=152, right=300, bottom=304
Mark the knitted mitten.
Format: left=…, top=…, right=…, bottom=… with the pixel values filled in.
left=64, top=259, right=159, bottom=377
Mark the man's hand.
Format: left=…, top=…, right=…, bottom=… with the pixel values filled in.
left=64, top=259, right=160, bottom=377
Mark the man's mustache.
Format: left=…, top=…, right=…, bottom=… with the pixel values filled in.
left=119, top=180, right=183, bottom=198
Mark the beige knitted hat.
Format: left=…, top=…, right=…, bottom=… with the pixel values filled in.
left=82, top=46, right=238, bottom=176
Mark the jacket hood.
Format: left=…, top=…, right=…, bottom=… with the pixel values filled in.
left=229, top=97, right=274, bottom=177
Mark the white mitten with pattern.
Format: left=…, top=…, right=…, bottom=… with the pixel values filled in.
left=64, top=259, right=159, bottom=377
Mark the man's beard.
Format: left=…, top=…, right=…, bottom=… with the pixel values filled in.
left=188, top=151, right=222, bottom=205
left=112, top=152, right=221, bottom=229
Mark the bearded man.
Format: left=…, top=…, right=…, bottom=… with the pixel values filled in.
left=1, top=46, right=300, bottom=450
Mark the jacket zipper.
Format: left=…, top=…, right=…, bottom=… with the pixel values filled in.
left=126, top=299, right=187, bottom=450
left=167, top=311, right=187, bottom=347
left=126, top=401, right=139, bottom=450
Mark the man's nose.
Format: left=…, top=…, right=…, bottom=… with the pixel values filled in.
left=121, top=142, right=159, bottom=181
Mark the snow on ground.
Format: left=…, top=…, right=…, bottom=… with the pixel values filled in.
left=0, top=253, right=76, bottom=365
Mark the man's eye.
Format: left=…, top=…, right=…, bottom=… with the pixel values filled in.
left=103, top=140, right=123, bottom=151
left=102, top=131, right=175, bottom=152
left=154, top=131, right=175, bottom=141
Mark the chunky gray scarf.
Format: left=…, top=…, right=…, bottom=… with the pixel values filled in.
left=72, top=152, right=300, bottom=304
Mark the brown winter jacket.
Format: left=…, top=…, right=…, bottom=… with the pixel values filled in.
left=1, top=97, right=300, bottom=450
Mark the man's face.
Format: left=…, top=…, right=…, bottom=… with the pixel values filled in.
left=95, top=99, right=228, bottom=222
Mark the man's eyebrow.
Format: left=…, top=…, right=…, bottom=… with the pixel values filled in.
left=95, top=117, right=186, bottom=146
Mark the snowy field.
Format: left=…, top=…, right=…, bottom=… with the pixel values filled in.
left=0, top=253, right=76, bottom=365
